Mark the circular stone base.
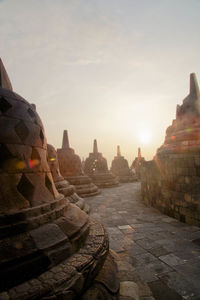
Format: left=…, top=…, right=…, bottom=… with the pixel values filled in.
left=1, top=219, right=119, bottom=300
left=66, top=175, right=100, bottom=198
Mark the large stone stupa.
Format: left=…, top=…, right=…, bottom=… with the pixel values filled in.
left=111, top=145, right=136, bottom=182
left=47, top=143, right=89, bottom=213
left=84, top=139, right=119, bottom=187
left=141, top=73, right=200, bottom=226
left=57, top=130, right=99, bottom=197
left=0, top=59, right=119, bottom=299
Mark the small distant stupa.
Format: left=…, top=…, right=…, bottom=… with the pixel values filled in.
left=131, top=147, right=145, bottom=179
left=84, top=139, right=119, bottom=187
left=57, top=130, right=99, bottom=197
left=111, top=145, right=136, bottom=182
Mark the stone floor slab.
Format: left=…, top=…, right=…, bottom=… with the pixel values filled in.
left=85, top=182, right=200, bottom=300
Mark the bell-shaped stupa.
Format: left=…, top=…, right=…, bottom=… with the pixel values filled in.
left=57, top=130, right=99, bottom=197
left=47, top=143, right=89, bottom=213
left=111, top=145, right=136, bottom=182
left=0, top=59, right=119, bottom=299
left=157, top=73, right=200, bottom=155
left=131, top=147, right=145, bottom=179
left=141, top=74, right=200, bottom=226
left=84, top=139, right=119, bottom=187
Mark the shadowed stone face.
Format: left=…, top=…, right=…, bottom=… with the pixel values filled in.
left=0, top=88, right=59, bottom=214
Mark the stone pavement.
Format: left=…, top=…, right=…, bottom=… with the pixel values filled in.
left=85, top=182, right=200, bottom=300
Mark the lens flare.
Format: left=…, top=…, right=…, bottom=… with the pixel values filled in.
left=49, top=157, right=56, bottom=162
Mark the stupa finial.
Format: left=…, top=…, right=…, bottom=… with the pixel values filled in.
left=138, top=147, right=141, bottom=158
left=62, top=130, right=70, bottom=149
left=0, top=58, right=13, bottom=91
left=93, top=139, right=98, bottom=154
left=117, top=145, right=121, bottom=156
left=190, top=73, right=200, bottom=99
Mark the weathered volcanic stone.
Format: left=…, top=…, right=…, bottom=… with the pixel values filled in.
left=57, top=130, right=99, bottom=197
left=131, top=147, right=145, bottom=180
left=141, top=73, right=200, bottom=227
left=47, top=143, right=89, bottom=213
left=111, top=145, right=136, bottom=182
left=84, top=139, right=119, bottom=188
left=0, top=59, right=119, bottom=299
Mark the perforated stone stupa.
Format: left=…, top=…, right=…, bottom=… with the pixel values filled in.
left=141, top=73, right=200, bottom=226
left=57, top=130, right=99, bottom=197
left=0, top=59, right=119, bottom=299
left=84, top=139, right=119, bottom=187
left=47, top=143, right=89, bottom=213
left=131, top=147, right=145, bottom=179
left=111, top=145, right=136, bottom=182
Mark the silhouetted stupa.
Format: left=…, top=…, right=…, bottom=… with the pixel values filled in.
left=0, top=59, right=119, bottom=299
left=84, top=139, right=119, bottom=187
left=111, top=145, right=136, bottom=182
left=131, top=147, right=145, bottom=179
left=57, top=130, right=99, bottom=197
left=141, top=73, right=200, bottom=226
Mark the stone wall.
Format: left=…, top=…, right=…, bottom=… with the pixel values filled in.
left=141, top=73, right=200, bottom=227
left=141, top=153, right=200, bottom=227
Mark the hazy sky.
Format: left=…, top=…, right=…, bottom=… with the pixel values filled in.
left=1, top=0, right=200, bottom=165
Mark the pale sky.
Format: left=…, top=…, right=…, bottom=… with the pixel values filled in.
left=1, top=0, right=200, bottom=165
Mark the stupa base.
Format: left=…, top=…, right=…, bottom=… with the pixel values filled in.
left=66, top=175, right=100, bottom=198
left=55, top=179, right=90, bottom=213
left=91, top=172, right=119, bottom=188
left=117, top=174, right=137, bottom=183
left=1, top=219, right=119, bottom=300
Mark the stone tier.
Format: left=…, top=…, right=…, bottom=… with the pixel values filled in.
left=90, top=172, right=119, bottom=188
left=47, top=143, right=90, bottom=213
left=0, top=195, right=90, bottom=291
left=67, top=175, right=100, bottom=198
left=0, top=219, right=119, bottom=300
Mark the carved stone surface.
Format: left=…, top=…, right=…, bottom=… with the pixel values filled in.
left=84, top=140, right=119, bottom=188
left=57, top=130, right=99, bottom=197
left=111, top=145, right=136, bottom=182
left=0, top=60, right=119, bottom=299
left=141, top=73, right=200, bottom=227
left=131, top=147, right=145, bottom=180
left=47, top=143, right=89, bottom=213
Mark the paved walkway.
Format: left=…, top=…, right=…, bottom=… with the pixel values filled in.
left=85, top=182, right=200, bottom=300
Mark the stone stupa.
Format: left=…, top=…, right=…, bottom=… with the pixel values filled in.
left=111, top=145, right=136, bottom=182
left=141, top=73, right=200, bottom=226
left=131, top=147, right=145, bottom=179
left=47, top=143, right=89, bottom=213
left=0, top=59, right=119, bottom=299
left=57, top=130, right=99, bottom=197
left=84, top=139, right=119, bottom=187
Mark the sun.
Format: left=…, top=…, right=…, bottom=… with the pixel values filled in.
left=138, top=130, right=152, bottom=144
